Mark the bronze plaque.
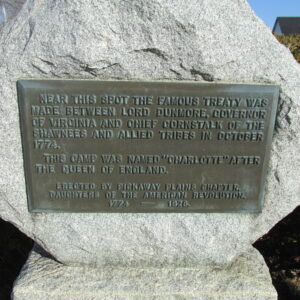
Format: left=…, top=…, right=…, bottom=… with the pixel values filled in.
left=17, top=80, right=279, bottom=213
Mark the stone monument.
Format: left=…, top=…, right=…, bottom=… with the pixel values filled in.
left=0, top=0, right=299, bottom=299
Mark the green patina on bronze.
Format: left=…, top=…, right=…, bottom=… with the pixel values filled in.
left=17, top=80, right=279, bottom=213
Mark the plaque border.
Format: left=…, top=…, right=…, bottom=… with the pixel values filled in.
left=17, top=79, right=279, bottom=213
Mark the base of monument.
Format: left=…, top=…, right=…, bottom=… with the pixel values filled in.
left=12, top=245, right=276, bottom=300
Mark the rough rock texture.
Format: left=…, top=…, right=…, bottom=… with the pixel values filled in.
left=12, top=245, right=276, bottom=300
left=0, top=1, right=26, bottom=26
left=0, top=0, right=299, bottom=273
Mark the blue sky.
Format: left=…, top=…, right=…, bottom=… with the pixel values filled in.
left=247, top=0, right=300, bottom=29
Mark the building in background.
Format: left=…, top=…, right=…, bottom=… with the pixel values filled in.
left=273, top=17, right=300, bottom=35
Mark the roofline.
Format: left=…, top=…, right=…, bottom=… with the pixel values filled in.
left=272, top=16, right=300, bottom=33
left=276, top=16, right=300, bottom=18
left=272, top=17, right=279, bottom=33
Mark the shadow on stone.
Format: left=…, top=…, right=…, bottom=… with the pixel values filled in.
left=253, top=206, right=300, bottom=300
left=1, top=208, right=300, bottom=300
left=0, top=218, right=33, bottom=300
left=33, top=243, right=61, bottom=263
